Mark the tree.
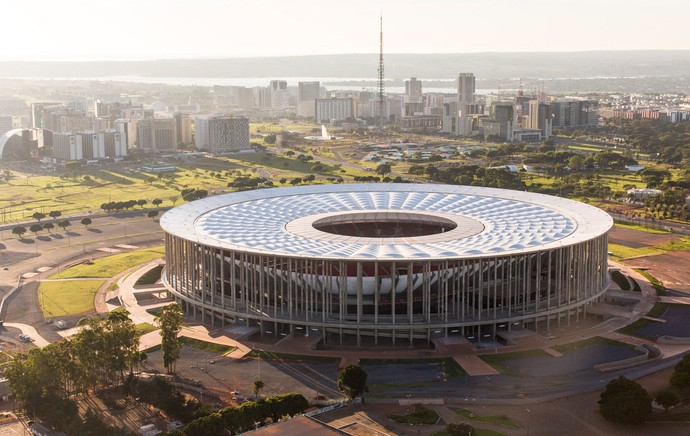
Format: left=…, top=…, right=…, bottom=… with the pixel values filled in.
left=152, top=198, right=163, bottom=207
left=265, top=134, right=276, bottom=144
left=253, top=380, right=265, bottom=400
left=32, top=212, right=46, bottom=222
left=29, top=224, right=43, bottom=235
left=169, top=195, right=180, bottom=205
left=655, top=388, right=680, bottom=414
left=12, top=226, right=26, bottom=238
left=80, top=218, right=92, bottom=228
left=568, top=155, right=585, bottom=171
left=670, top=354, right=690, bottom=392
left=49, top=210, right=62, bottom=220
left=598, top=376, right=651, bottom=425
left=148, top=210, right=159, bottom=219
left=376, top=163, right=392, bottom=176
left=337, top=364, right=368, bottom=403
left=137, top=199, right=147, bottom=208
left=58, top=220, right=71, bottom=231
left=43, top=222, right=54, bottom=233
left=156, top=304, right=184, bottom=374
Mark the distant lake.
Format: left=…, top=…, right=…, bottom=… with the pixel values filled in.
left=5, top=75, right=499, bottom=94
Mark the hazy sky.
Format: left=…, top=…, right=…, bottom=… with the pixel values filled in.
left=3, top=0, right=689, bottom=60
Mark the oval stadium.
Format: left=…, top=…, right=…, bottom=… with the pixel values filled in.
left=161, top=183, right=612, bottom=348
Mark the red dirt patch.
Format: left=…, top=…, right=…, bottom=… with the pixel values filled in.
left=625, top=251, right=690, bottom=293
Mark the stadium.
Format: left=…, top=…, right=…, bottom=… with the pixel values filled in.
left=161, top=184, right=612, bottom=347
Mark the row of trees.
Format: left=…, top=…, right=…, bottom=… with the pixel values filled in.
left=179, top=393, right=309, bottom=436
left=12, top=219, right=78, bottom=238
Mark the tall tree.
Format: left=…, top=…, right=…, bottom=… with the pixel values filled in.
left=58, top=220, right=71, bottom=231
left=598, top=376, right=651, bottom=425
left=253, top=380, right=265, bottom=400
left=337, top=364, right=368, bottom=403
left=32, top=212, right=46, bottom=221
left=29, top=224, right=43, bottom=235
left=12, top=226, right=26, bottom=238
left=49, top=210, right=62, bottom=220
left=156, top=304, right=184, bottom=374
left=80, top=217, right=92, bottom=228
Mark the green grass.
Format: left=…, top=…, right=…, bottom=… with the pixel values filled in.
left=457, top=408, right=521, bottom=429
left=245, top=350, right=339, bottom=364
left=360, top=357, right=466, bottom=380
left=135, top=323, right=158, bottom=335
left=607, top=243, right=661, bottom=260
left=479, top=349, right=549, bottom=374
left=179, top=337, right=237, bottom=355
left=617, top=302, right=669, bottom=337
left=390, top=406, right=439, bottom=425
left=51, top=246, right=165, bottom=279
left=636, top=270, right=668, bottom=296
left=38, top=279, right=106, bottom=317
left=553, top=336, right=634, bottom=353
left=135, top=265, right=163, bottom=285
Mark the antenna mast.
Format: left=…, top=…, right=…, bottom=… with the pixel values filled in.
left=378, top=15, right=385, bottom=133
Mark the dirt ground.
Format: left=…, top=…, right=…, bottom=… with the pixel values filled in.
left=608, top=226, right=680, bottom=247
left=625, top=251, right=690, bottom=293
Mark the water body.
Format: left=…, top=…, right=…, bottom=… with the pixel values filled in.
left=6, top=75, right=499, bottom=94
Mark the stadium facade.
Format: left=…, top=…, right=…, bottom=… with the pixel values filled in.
left=161, top=184, right=612, bottom=347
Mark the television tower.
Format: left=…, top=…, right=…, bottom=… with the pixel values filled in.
left=377, top=15, right=385, bottom=133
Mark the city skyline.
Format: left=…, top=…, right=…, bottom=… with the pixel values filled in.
left=3, top=0, right=690, bottom=61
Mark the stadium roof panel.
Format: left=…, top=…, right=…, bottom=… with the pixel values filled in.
left=160, top=184, right=613, bottom=260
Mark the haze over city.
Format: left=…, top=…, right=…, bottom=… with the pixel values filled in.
left=3, top=0, right=690, bottom=60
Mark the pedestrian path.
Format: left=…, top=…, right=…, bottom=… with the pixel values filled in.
left=4, top=322, right=50, bottom=348
left=452, top=354, right=500, bottom=376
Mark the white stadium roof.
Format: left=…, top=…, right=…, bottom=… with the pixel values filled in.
left=160, top=184, right=613, bottom=261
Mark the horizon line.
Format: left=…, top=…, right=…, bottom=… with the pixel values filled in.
left=1, top=48, right=689, bottom=63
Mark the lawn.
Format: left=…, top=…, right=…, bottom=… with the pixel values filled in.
left=135, top=323, right=158, bottom=335
left=479, top=349, right=550, bottom=374
left=51, top=246, right=165, bottom=279
left=390, top=406, right=439, bottom=425
left=360, top=357, right=466, bottom=379
left=179, top=337, right=237, bottom=355
left=553, top=336, right=634, bottom=353
left=135, top=265, right=164, bottom=285
left=38, top=279, right=106, bottom=317
left=457, top=408, right=521, bottom=429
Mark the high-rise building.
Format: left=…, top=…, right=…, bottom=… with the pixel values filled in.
left=527, top=100, right=552, bottom=139
left=193, top=115, right=250, bottom=154
left=270, top=80, right=289, bottom=108
left=102, top=129, right=127, bottom=157
left=405, top=77, right=423, bottom=103
left=52, top=133, right=83, bottom=161
left=136, top=118, right=175, bottom=152
left=315, top=98, right=354, bottom=124
left=550, top=99, right=599, bottom=129
left=488, top=102, right=515, bottom=141
left=173, top=113, right=193, bottom=146
left=297, top=81, right=320, bottom=117
left=79, top=131, right=105, bottom=159
left=457, top=73, right=476, bottom=106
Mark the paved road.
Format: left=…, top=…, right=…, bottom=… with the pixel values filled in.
left=4, top=322, right=50, bottom=347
